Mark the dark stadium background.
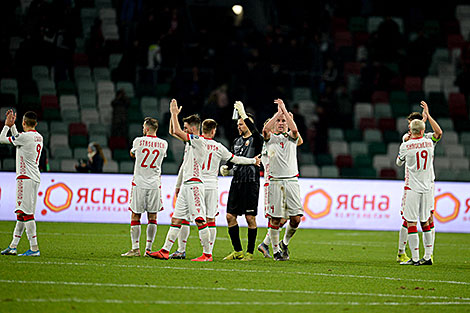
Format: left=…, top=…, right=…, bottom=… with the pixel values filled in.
left=1, top=0, right=470, bottom=181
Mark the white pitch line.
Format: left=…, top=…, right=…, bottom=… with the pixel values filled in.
left=6, top=260, right=470, bottom=286
left=2, top=279, right=470, bottom=302
left=6, top=298, right=470, bottom=306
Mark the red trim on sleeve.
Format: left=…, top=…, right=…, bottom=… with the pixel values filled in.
left=8, top=137, right=13, bottom=144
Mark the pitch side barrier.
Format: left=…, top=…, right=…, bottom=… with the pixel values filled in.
left=0, top=172, right=468, bottom=233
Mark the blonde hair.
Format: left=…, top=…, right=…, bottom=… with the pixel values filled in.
left=410, top=119, right=425, bottom=135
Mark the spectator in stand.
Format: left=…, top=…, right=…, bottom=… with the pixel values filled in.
left=76, top=142, right=106, bottom=173
left=111, top=89, right=130, bottom=138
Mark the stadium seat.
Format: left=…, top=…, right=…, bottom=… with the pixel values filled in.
left=32, top=65, right=49, bottom=81
left=354, top=155, right=372, bottom=168
left=367, top=16, right=383, bottom=33
left=108, top=54, right=123, bottom=70
left=74, top=147, right=88, bottom=160
left=442, top=130, right=459, bottom=144
left=404, top=77, right=422, bottom=92
left=2, top=158, right=16, bottom=171
left=449, top=157, right=470, bottom=170
left=359, top=117, right=376, bottom=130
left=445, top=144, right=465, bottom=157
left=37, top=79, right=56, bottom=96
left=113, top=149, right=130, bottom=161
left=60, top=95, right=78, bottom=109
left=97, top=81, right=115, bottom=96
left=328, top=128, right=344, bottom=141
left=79, top=93, right=97, bottom=109
left=427, top=92, right=448, bottom=117
left=89, top=123, right=109, bottom=136
left=103, top=160, right=119, bottom=173
left=299, top=152, right=315, bottom=165
left=349, top=16, right=367, bottom=33
left=116, top=81, right=135, bottom=97
left=61, top=159, right=78, bottom=172
left=74, top=66, right=92, bottom=81
left=299, top=165, right=319, bottom=177
left=344, top=129, right=362, bottom=142
left=448, top=93, right=468, bottom=119
left=460, top=132, right=470, bottom=145
left=423, top=75, right=441, bottom=94
left=315, top=154, right=334, bottom=166
left=434, top=158, right=451, bottom=170
left=447, top=34, right=465, bottom=50
left=374, top=104, right=392, bottom=119
left=51, top=146, right=72, bottom=159
left=334, top=31, right=353, bottom=50
left=62, top=109, right=81, bottom=123
left=50, top=121, right=68, bottom=134
left=383, top=130, right=400, bottom=143
left=371, top=91, right=389, bottom=104
left=89, top=134, right=108, bottom=148
left=108, top=136, right=128, bottom=150
left=119, top=161, right=134, bottom=173
left=329, top=141, right=349, bottom=157
left=81, top=108, right=100, bottom=126
left=368, top=143, right=387, bottom=156
left=363, top=129, right=382, bottom=142
left=379, top=168, right=397, bottom=179
left=69, top=123, right=88, bottom=136
left=162, top=162, right=179, bottom=174
left=320, top=165, right=339, bottom=178
left=93, top=67, right=111, bottom=81
left=378, top=118, right=396, bottom=132
left=335, top=154, right=353, bottom=168
left=372, top=155, right=391, bottom=171
left=57, top=80, right=76, bottom=96
left=350, top=142, right=368, bottom=157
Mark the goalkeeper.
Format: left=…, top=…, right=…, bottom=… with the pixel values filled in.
left=220, top=101, right=263, bottom=261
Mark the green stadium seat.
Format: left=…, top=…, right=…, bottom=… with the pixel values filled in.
left=368, top=143, right=387, bottom=156
left=315, top=154, right=334, bottom=166
left=354, top=155, right=372, bottom=168
left=113, top=149, right=131, bottom=161
left=69, top=135, right=88, bottom=148
left=57, top=80, right=77, bottom=95
left=344, top=129, right=362, bottom=142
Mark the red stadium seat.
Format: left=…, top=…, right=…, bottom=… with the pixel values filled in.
left=108, top=136, right=128, bottom=150
left=447, top=34, right=465, bottom=50
left=378, top=118, right=396, bottom=131
left=331, top=17, right=348, bottom=33
left=448, top=93, right=468, bottom=119
left=359, top=117, right=376, bottom=130
left=343, top=62, right=362, bottom=75
left=380, top=168, right=397, bottom=179
left=353, top=32, right=370, bottom=46
left=68, top=123, right=88, bottom=136
left=404, top=76, right=422, bottom=92
left=335, top=154, right=353, bottom=168
left=73, top=53, right=89, bottom=67
left=371, top=90, right=389, bottom=104
left=334, top=31, right=353, bottom=49
left=40, top=95, right=59, bottom=109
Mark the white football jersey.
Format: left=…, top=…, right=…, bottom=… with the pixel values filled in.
left=131, top=135, right=168, bottom=189
left=201, top=138, right=235, bottom=189
left=397, top=136, right=436, bottom=193
left=261, top=142, right=270, bottom=179
left=10, top=130, right=43, bottom=183
left=180, top=134, right=208, bottom=183
left=402, top=132, right=439, bottom=181
left=266, top=133, right=299, bottom=179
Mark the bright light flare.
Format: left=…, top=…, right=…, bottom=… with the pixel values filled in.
left=232, top=5, right=243, bottom=15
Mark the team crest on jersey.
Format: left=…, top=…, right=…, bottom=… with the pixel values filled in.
left=245, top=139, right=251, bottom=146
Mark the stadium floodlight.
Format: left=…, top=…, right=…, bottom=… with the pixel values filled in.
left=232, top=5, right=243, bottom=15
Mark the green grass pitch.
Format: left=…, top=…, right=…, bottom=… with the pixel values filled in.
left=0, top=221, right=469, bottom=313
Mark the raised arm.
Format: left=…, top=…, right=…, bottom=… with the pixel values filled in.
left=169, top=99, right=188, bottom=142
left=262, top=109, right=281, bottom=141
left=0, top=110, right=16, bottom=144
left=421, top=101, right=442, bottom=140
left=276, top=99, right=299, bottom=139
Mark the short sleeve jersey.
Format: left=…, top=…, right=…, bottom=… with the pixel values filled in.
left=181, top=134, right=208, bottom=183
left=202, top=138, right=234, bottom=189
left=261, top=142, right=270, bottom=179
left=402, top=132, right=439, bottom=182
left=131, top=135, right=168, bottom=189
left=398, top=136, right=436, bottom=193
left=266, top=133, right=299, bottom=179
left=9, top=130, right=43, bottom=182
